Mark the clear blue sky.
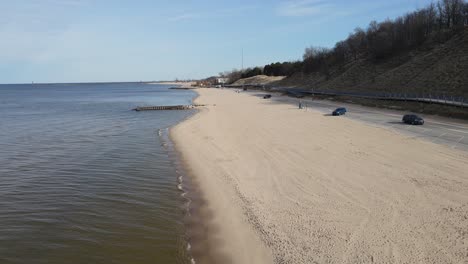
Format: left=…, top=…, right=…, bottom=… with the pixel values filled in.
left=0, top=0, right=433, bottom=83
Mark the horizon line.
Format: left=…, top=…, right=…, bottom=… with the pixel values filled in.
left=0, top=80, right=195, bottom=85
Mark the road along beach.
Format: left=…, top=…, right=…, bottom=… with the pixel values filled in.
left=171, top=88, right=468, bottom=264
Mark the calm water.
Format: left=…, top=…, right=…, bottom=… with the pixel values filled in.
left=0, top=83, right=196, bottom=264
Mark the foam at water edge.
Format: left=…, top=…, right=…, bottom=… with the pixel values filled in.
left=157, top=127, right=196, bottom=264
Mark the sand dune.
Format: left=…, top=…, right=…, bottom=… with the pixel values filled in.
left=231, top=75, right=285, bottom=86
left=171, top=88, right=468, bottom=264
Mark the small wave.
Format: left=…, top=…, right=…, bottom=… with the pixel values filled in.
left=187, top=243, right=197, bottom=264
left=157, top=126, right=197, bottom=264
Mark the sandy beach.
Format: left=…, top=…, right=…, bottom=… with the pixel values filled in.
left=171, top=88, right=468, bottom=263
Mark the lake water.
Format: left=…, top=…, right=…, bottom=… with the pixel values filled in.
left=0, top=83, right=196, bottom=264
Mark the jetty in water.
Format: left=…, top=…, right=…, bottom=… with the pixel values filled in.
left=133, top=104, right=205, bottom=111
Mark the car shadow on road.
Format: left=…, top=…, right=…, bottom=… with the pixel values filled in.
left=253, top=93, right=271, bottom=97
left=387, top=121, right=406, bottom=125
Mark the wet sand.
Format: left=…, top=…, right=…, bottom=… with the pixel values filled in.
left=171, top=88, right=468, bottom=263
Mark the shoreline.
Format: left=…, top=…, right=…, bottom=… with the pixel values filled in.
left=168, top=89, right=201, bottom=264
left=157, top=126, right=194, bottom=264
left=170, top=89, right=273, bottom=263
left=171, top=88, right=468, bottom=263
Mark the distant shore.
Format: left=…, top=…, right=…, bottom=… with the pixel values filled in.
left=171, top=88, right=468, bottom=263
left=147, top=81, right=195, bottom=88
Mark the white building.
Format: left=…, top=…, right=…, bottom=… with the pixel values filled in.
left=215, top=78, right=228, bottom=85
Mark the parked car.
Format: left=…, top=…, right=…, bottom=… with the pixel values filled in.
left=402, top=114, right=424, bottom=125
left=263, top=94, right=272, bottom=99
left=332, top=107, right=347, bottom=116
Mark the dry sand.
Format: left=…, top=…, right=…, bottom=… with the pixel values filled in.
left=171, top=88, right=468, bottom=264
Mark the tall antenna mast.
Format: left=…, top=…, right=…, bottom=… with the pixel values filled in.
left=241, top=48, right=244, bottom=71
left=241, top=48, right=244, bottom=90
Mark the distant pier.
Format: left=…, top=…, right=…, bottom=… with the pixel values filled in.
left=133, top=104, right=205, bottom=111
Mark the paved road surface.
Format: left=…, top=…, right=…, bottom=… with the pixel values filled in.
left=245, top=90, right=468, bottom=152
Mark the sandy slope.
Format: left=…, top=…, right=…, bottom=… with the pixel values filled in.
left=171, top=88, right=468, bottom=264
left=232, top=75, right=285, bottom=86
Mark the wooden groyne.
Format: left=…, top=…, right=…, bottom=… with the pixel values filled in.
left=133, top=104, right=205, bottom=111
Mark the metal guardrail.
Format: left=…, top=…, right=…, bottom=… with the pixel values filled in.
left=272, top=88, right=468, bottom=108
left=224, top=84, right=467, bottom=108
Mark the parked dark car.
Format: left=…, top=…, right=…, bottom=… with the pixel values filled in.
left=332, top=107, right=347, bottom=116
left=402, top=114, right=424, bottom=125
left=263, top=94, right=272, bottom=99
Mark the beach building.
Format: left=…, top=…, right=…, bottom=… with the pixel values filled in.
left=215, top=77, right=228, bottom=86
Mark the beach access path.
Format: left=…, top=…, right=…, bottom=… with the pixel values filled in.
left=171, top=88, right=468, bottom=264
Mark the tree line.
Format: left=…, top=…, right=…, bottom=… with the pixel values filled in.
left=220, top=0, right=468, bottom=84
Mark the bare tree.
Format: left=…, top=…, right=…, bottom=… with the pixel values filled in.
left=216, top=0, right=467, bottom=82
left=303, top=46, right=330, bottom=60
left=464, top=2, right=468, bottom=25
